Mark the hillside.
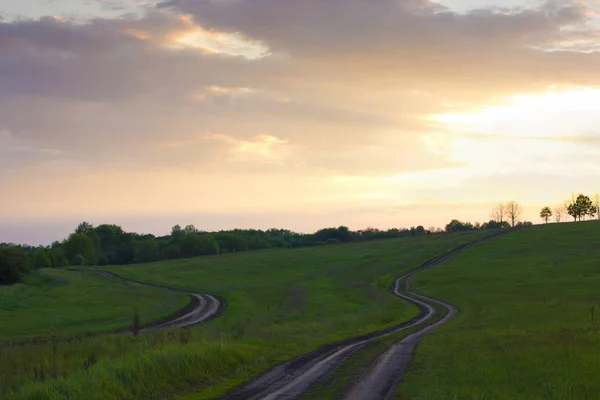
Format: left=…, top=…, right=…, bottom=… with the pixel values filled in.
left=3, top=231, right=487, bottom=400
left=398, top=221, right=600, bottom=399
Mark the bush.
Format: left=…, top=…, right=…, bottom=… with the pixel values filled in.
left=71, top=254, right=85, bottom=266
left=0, top=247, right=31, bottom=284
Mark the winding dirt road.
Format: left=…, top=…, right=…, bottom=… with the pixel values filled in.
left=221, top=235, right=502, bottom=400
left=96, top=271, right=223, bottom=331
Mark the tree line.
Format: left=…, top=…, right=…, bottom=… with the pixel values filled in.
left=1, top=216, right=523, bottom=285
left=539, top=193, right=600, bottom=223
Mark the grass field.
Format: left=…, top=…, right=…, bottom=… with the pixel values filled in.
left=396, top=221, right=600, bottom=400
left=0, top=268, right=189, bottom=342
left=1, top=231, right=490, bottom=400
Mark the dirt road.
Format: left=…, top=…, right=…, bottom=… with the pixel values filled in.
left=96, top=271, right=223, bottom=331
left=221, top=235, right=501, bottom=400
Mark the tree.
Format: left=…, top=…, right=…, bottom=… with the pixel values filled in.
left=215, top=233, right=248, bottom=253
left=184, top=225, right=198, bottom=235
left=33, top=249, right=52, bottom=269
left=482, top=220, right=510, bottom=230
left=134, top=240, right=159, bottom=263
left=75, top=221, right=94, bottom=235
left=0, top=247, right=31, bottom=284
left=49, top=247, right=68, bottom=267
left=171, top=225, right=184, bottom=242
left=593, top=193, right=600, bottom=220
left=197, top=235, right=220, bottom=255
left=553, top=205, right=565, bottom=223
left=445, top=219, right=474, bottom=233
left=163, top=244, right=181, bottom=259
left=506, top=201, right=523, bottom=227
left=567, top=194, right=594, bottom=221
left=64, top=233, right=95, bottom=264
left=491, top=203, right=506, bottom=224
left=539, top=207, right=552, bottom=224
left=94, top=224, right=125, bottom=263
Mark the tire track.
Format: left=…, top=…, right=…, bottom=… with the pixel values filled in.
left=341, top=265, right=457, bottom=399
left=221, top=233, right=505, bottom=400
left=96, top=271, right=224, bottom=331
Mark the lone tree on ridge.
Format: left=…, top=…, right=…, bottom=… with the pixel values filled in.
left=506, top=201, right=523, bottom=227
left=491, top=203, right=506, bottom=224
left=567, top=194, right=595, bottom=221
left=539, top=207, right=552, bottom=224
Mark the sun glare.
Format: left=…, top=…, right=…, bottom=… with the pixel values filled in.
left=421, top=87, right=600, bottom=179
left=431, top=87, right=600, bottom=138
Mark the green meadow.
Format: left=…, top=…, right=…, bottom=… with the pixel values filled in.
left=0, top=268, right=188, bottom=342
left=396, top=221, right=600, bottom=400
left=1, top=231, right=488, bottom=400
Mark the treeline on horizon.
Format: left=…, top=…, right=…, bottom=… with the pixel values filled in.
left=1, top=218, right=515, bottom=285
left=2, top=191, right=598, bottom=285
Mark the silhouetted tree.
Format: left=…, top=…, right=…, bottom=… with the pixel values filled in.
left=184, top=225, right=198, bottom=235
left=445, top=219, right=474, bottom=233
left=491, top=203, right=506, bottom=224
left=568, top=194, right=594, bottom=221
left=553, top=205, right=565, bottom=223
left=75, top=221, right=94, bottom=235
left=171, top=225, right=184, bottom=242
left=506, top=201, right=523, bottom=227
left=540, top=207, right=552, bottom=224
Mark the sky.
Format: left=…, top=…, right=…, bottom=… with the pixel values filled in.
left=1, top=0, right=600, bottom=245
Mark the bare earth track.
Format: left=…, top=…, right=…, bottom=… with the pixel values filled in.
left=221, top=234, right=504, bottom=400
left=96, top=271, right=224, bottom=331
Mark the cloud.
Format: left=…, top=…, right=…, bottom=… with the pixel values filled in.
left=2, top=0, right=600, bottom=236
left=160, top=0, right=600, bottom=105
left=0, top=128, right=71, bottom=170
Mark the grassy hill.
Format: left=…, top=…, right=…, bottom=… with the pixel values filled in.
left=0, top=268, right=188, bottom=342
left=397, top=221, right=600, bottom=400
left=2, top=231, right=488, bottom=400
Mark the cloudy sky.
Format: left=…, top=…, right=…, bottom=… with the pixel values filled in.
left=1, top=0, right=600, bottom=245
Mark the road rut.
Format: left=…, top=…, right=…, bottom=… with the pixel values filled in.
left=96, top=271, right=223, bottom=331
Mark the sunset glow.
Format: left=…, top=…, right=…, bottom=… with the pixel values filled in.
left=2, top=0, right=600, bottom=244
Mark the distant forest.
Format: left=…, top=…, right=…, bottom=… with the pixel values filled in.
left=1, top=217, right=522, bottom=285
left=3, top=192, right=599, bottom=285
